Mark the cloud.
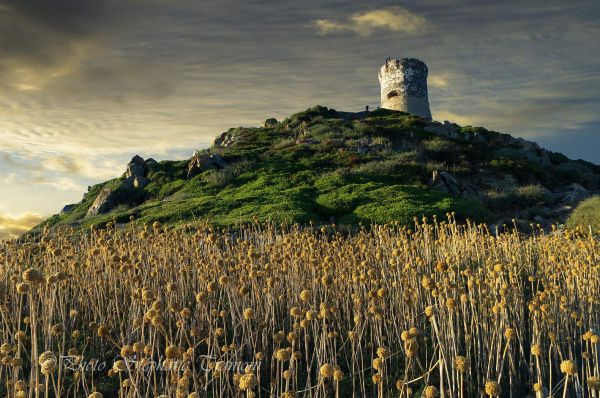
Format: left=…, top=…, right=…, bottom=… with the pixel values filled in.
left=0, top=0, right=599, bottom=221
left=44, top=155, right=123, bottom=180
left=428, top=74, right=450, bottom=89
left=312, top=7, right=431, bottom=36
left=0, top=211, right=45, bottom=240
left=0, top=0, right=106, bottom=91
left=43, top=177, right=85, bottom=192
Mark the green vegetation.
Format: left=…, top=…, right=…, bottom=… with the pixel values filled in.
left=567, top=196, right=600, bottom=231
left=37, top=106, right=599, bottom=232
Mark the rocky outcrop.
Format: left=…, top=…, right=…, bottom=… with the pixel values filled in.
left=462, top=130, right=487, bottom=144
left=431, top=170, right=461, bottom=195
left=262, top=118, right=278, bottom=128
left=86, top=155, right=149, bottom=217
left=425, top=121, right=461, bottom=140
left=122, top=155, right=148, bottom=190
left=430, top=170, right=480, bottom=198
left=514, top=139, right=551, bottom=166
left=214, top=131, right=238, bottom=147
left=86, top=186, right=118, bottom=216
left=561, top=183, right=590, bottom=206
left=187, top=151, right=227, bottom=179
left=60, top=204, right=76, bottom=215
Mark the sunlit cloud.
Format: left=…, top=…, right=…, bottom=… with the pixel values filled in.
left=5, top=41, right=98, bottom=92
left=44, top=155, right=124, bottom=180
left=43, top=177, right=85, bottom=192
left=428, top=75, right=450, bottom=89
left=312, top=7, right=431, bottom=36
left=0, top=212, right=45, bottom=240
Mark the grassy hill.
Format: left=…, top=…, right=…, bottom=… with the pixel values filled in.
left=39, top=106, right=599, bottom=232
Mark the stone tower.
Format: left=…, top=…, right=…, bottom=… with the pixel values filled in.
left=378, top=58, right=432, bottom=120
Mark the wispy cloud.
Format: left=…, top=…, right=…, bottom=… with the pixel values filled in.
left=0, top=211, right=45, bottom=240
left=428, top=74, right=451, bottom=89
left=0, top=0, right=598, bottom=220
left=312, top=7, right=431, bottom=36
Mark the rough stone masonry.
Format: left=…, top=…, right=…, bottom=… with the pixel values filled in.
left=378, top=58, right=432, bottom=120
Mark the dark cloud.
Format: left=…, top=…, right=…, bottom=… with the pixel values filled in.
left=0, top=0, right=104, bottom=66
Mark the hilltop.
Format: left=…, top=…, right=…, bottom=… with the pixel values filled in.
left=40, top=106, right=599, bottom=232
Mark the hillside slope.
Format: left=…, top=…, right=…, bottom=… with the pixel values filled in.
left=41, top=106, right=599, bottom=231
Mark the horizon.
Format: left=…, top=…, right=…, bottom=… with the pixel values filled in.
left=1, top=0, right=599, bottom=239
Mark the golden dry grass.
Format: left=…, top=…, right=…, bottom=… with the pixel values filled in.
left=0, top=217, right=598, bottom=397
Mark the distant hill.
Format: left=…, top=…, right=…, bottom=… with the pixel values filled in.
left=38, top=106, right=599, bottom=232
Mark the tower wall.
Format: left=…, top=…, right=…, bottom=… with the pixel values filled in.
left=378, top=58, right=432, bottom=120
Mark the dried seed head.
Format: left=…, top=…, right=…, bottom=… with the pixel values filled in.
left=484, top=380, right=501, bottom=397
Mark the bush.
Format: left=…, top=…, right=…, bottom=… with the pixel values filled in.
left=203, top=160, right=255, bottom=187
left=423, top=138, right=456, bottom=154
left=567, top=196, right=600, bottom=232
left=513, top=184, right=551, bottom=206
left=484, top=185, right=551, bottom=210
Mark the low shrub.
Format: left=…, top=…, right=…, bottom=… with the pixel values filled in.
left=567, top=196, right=600, bottom=232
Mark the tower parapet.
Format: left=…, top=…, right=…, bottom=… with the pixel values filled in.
left=378, top=58, right=432, bottom=120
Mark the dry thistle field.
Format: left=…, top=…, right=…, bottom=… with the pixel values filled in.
left=0, top=217, right=599, bottom=398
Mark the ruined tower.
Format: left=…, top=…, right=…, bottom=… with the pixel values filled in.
left=378, top=58, right=432, bottom=120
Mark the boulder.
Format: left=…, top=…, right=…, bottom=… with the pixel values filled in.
left=126, top=155, right=146, bottom=178
left=187, top=151, right=227, bottom=179
left=122, top=175, right=148, bottom=190
left=214, top=131, right=237, bottom=147
left=60, top=204, right=76, bottom=215
left=514, top=140, right=551, bottom=166
left=127, top=162, right=145, bottom=179
left=561, top=183, right=590, bottom=205
left=85, top=155, right=150, bottom=217
left=262, top=118, right=278, bottom=128
left=123, top=155, right=148, bottom=189
left=431, top=170, right=461, bottom=195
left=86, top=187, right=118, bottom=216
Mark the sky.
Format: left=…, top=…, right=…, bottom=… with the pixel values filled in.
left=0, top=0, right=599, bottom=239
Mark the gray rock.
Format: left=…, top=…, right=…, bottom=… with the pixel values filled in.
left=473, top=132, right=486, bottom=143
left=214, top=131, right=237, bottom=147
left=129, top=155, right=145, bottom=166
left=60, top=204, right=76, bottom=215
left=121, top=175, right=148, bottom=190
left=262, top=118, right=278, bottom=127
left=561, top=183, right=590, bottom=205
left=431, top=170, right=461, bottom=195
left=464, top=130, right=487, bottom=144
left=85, top=155, right=150, bottom=217
left=187, top=151, right=227, bottom=179
left=86, top=187, right=117, bottom=216
left=134, top=176, right=147, bottom=189
left=127, top=162, right=145, bottom=179
left=126, top=155, right=146, bottom=179
left=514, top=140, right=551, bottom=166
left=122, top=155, right=148, bottom=189
left=425, top=121, right=460, bottom=139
